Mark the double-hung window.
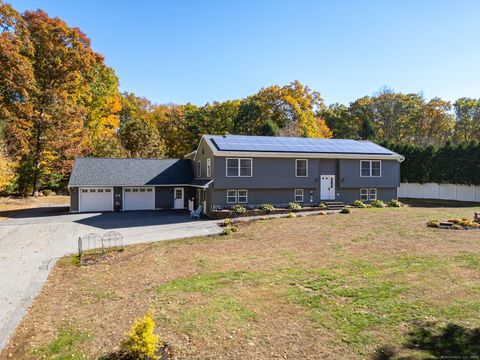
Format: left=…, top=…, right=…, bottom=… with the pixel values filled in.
left=360, top=160, right=381, bottom=177
left=206, top=158, right=211, bottom=177
left=360, top=188, right=377, bottom=201
left=296, top=159, right=308, bottom=177
left=227, top=189, right=248, bottom=204
left=227, top=190, right=237, bottom=203
left=197, top=161, right=201, bottom=177
left=294, top=189, right=304, bottom=202
left=238, top=190, right=248, bottom=203
left=226, top=158, right=252, bottom=177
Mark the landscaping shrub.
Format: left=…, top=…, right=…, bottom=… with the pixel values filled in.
left=448, top=218, right=480, bottom=228
left=121, top=311, right=161, bottom=360
left=427, top=219, right=440, bottom=228
left=340, top=208, right=351, bottom=214
left=288, top=202, right=302, bottom=212
left=229, top=226, right=239, bottom=232
left=352, top=200, right=367, bottom=208
left=221, top=228, right=232, bottom=236
left=388, top=199, right=402, bottom=207
left=231, top=205, right=246, bottom=216
left=42, top=189, right=54, bottom=196
left=287, top=212, right=297, bottom=218
left=261, top=204, right=275, bottom=214
left=319, top=202, right=327, bottom=209
left=222, top=218, right=233, bottom=227
left=371, top=200, right=386, bottom=208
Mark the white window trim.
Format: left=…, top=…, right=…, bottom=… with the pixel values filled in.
left=360, top=188, right=377, bottom=201
left=238, top=189, right=248, bottom=203
left=295, top=159, right=308, bottom=177
left=225, top=158, right=253, bottom=177
left=206, top=158, right=211, bottom=177
left=197, top=161, right=201, bottom=177
left=360, top=188, right=369, bottom=201
left=294, top=189, right=304, bottom=202
left=360, top=160, right=382, bottom=177
left=227, top=189, right=237, bottom=204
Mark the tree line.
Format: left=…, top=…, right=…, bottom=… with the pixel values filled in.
left=1, top=1, right=479, bottom=195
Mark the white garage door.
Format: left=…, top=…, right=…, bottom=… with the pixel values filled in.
left=123, top=187, right=155, bottom=210
left=79, top=187, right=113, bottom=212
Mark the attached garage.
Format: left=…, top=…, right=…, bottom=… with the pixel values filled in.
left=123, top=187, right=155, bottom=210
left=79, top=187, right=113, bottom=212
left=68, top=158, right=202, bottom=213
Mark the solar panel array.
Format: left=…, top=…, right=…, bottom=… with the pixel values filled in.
left=209, top=135, right=395, bottom=155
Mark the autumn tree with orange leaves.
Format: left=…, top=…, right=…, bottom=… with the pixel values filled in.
left=0, top=2, right=123, bottom=195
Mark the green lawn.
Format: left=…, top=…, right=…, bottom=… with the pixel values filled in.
left=3, top=200, right=480, bottom=359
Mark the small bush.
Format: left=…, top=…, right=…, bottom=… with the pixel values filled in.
left=388, top=199, right=402, bottom=207
left=229, top=226, right=239, bottom=232
left=221, top=228, right=232, bottom=236
left=231, top=205, right=246, bottom=216
left=319, top=202, right=327, bottom=209
left=452, top=224, right=463, bottom=230
left=427, top=219, right=440, bottom=228
left=448, top=218, right=480, bottom=228
left=318, top=211, right=327, bottom=216
left=121, top=311, right=161, bottom=359
left=287, top=212, right=297, bottom=218
left=340, top=208, right=351, bottom=214
left=288, top=202, right=302, bottom=212
left=261, top=204, right=275, bottom=214
left=42, top=189, right=54, bottom=196
left=370, top=200, right=386, bottom=208
left=352, top=200, right=366, bottom=208
left=222, top=218, right=233, bottom=227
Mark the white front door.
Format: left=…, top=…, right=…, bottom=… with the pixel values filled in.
left=174, top=187, right=184, bottom=209
left=320, top=175, right=335, bottom=200
left=123, top=187, right=155, bottom=210
left=79, top=187, right=113, bottom=212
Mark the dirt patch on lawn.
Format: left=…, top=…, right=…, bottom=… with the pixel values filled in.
left=0, top=195, right=69, bottom=221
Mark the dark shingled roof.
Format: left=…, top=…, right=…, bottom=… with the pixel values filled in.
left=68, top=158, right=194, bottom=187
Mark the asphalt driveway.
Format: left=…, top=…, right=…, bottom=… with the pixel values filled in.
left=0, top=207, right=221, bottom=350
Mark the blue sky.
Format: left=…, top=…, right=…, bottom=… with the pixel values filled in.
left=10, top=0, right=480, bottom=106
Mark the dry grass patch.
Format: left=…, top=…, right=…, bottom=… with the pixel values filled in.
left=0, top=195, right=69, bottom=221
left=2, top=201, right=480, bottom=359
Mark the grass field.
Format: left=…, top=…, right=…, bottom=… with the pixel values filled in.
left=2, top=200, right=480, bottom=359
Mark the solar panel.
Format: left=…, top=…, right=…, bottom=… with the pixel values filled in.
left=209, top=135, right=396, bottom=155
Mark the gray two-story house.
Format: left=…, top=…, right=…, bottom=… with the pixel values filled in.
left=68, top=134, right=404, bottom=214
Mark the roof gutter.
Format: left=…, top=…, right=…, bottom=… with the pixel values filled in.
left=211, top=149, right=405, bottom=161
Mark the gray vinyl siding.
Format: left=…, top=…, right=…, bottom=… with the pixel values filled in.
left=193, top=138, right=215, bottom=179
left=339, top=159, right=400, bottom=188
left=214, top=157, right=400, bottom=190
left=214, top=157, right=321, bottom=189
left=335, top=187, right=398, bottom=203
left=155, top=187, right=173, bottom=208
left=211, top=187, right=398, bottom=208
left=114, top=187, right=123, bottom=211
left=70, top=187, right=79, bottom=212
left=155, top=186, right=192, bottom=209
left=212, top=188, right=318, bottom=209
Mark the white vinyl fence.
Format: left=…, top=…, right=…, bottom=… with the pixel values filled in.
left=398, top=183, right=480, bottom=202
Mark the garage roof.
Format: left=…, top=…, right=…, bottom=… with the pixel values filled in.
left=68, top=158, right=194, bottom=187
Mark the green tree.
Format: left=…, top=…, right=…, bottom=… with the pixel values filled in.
left=360, top=118, right=376, bottom=140
left=453, top=98, right=480, bottom=142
